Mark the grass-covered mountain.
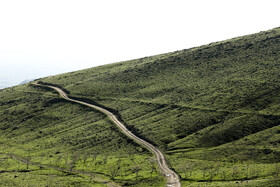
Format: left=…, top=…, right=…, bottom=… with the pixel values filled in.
left=1, top=27, right=280, bottom=186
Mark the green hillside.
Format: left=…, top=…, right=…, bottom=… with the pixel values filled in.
left=1, top=27, right=280, bottom=186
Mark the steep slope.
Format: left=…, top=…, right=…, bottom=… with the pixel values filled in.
left=42, top=27, right=280, bottom=148
left=40, top=27, right=280, bottom=186
left=43, top=27, right=280, bottom=113
left=1, top=27, right=280, bottom=186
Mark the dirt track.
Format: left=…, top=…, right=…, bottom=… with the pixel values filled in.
left=34, top=82, right=181, bottom=187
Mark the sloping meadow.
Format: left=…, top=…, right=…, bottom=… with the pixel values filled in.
left=0, top=85, right=164, bottom=186
left=40, top=27, right=280, bottom=185
left=1, top=27, right=280, bottom=186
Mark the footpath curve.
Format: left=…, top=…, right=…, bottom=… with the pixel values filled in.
left=34, top=82, right=181, bottom=187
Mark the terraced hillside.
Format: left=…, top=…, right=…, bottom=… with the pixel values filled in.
left=1, top=27, right=280, bottom=186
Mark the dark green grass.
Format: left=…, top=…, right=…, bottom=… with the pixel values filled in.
left=41, top=27, right=280, bottom=114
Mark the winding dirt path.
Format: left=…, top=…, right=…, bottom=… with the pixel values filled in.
left=34, top=82, right=181, bottom=187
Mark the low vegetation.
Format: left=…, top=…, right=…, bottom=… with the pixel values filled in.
left=1, top=27, right=280, bottom=186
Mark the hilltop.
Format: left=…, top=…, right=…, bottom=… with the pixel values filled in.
left=1, top=27, right=280, bottom=186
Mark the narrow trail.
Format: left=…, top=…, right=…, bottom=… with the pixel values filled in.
left=34, top=82, right=181, bottom=187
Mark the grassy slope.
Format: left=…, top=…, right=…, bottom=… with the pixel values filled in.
left=0, top=85, right=164, bottom=186
left=1, top=27, right=280, bottom=186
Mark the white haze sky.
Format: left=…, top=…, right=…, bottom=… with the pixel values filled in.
left=0, top=0, right=280, bottom=88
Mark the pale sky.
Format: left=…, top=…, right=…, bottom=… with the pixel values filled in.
left=0, top=0, right=280, bottom=88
